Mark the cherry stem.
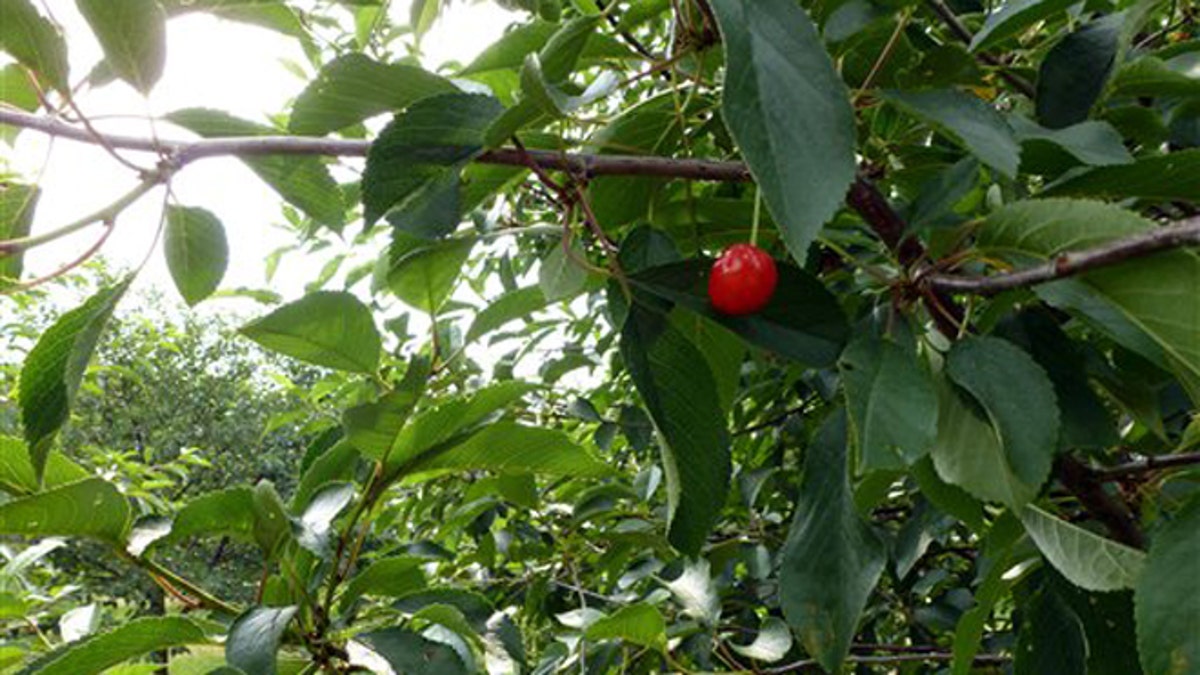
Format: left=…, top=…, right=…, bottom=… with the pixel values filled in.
left=750, top=187, right=762, bottom=248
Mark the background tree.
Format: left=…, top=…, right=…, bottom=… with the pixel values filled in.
left=0, top=0, right=1199, bottom=673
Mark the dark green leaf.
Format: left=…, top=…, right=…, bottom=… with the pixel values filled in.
left=628, top=259, right=848, bottom=367
left=970, top=0, right=1076, bottom=52
left=709, top=0, right=857, bottom=262
left=289, top=54, right=457, bottom=136
left=839, top=326, right=938, bottom=470
left=1136, top=496, right=1200, bottom=675
left=76, top=0, right=166, bottom=93
left=362, top=93, right=502, bottom=226
left=240, top=291, right=381, bottom=373
left=1010, top=116, right=1133, bottom=168
left=356, top=627, right=469, bottom=675
left=16, top=617, right=207, bottom=675
left=20, top=278, right=131, bottom=481
left=995, top=310, right=1117, bottom=449
left=165, top=108, right=345, bottom=229
left=621, top=306, right=730, bottom=556
left=226, top=607, right=297, bottom=675
left=884, top=88, right=1020, bottom=177
left=1110, top=56, right=1200, bottom=100
left=342, top=557, right=427, bottom=609
left=0, top=478, right=130, bottom=544
left=250, top=481, right=292, bottom=559
left=779, top=411, right=885, bottom=672
left=1014, top=576, right=1088, bottom=675
left=0, top=0, right=69, bottom=92
left=165, top=205, right=228, bottom=306
left=1036, top=14, right=1121, bottom=129
left=1043, top=148, right=1200, bottom=202
left=944, top=337, right=1059, bottom=505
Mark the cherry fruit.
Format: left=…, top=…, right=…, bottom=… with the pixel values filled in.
left=708, top=244, right=778, bottom=316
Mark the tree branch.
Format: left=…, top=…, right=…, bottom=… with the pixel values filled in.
left=1097, top=450, right=1200, bottom=481
left=764, top=651, right=1010, bottom=673
left=1055, top=455, right=1145, bottom=549
left=923, top=0, right=1037, bottom=98
left=925, top=217, right=1200, bottom=295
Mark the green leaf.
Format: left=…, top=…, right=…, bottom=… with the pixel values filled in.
left=386, top=236, right=476, bottom=313
left=380, top=381, right=536, bottom=473
left=969, top=0, right=1076, bottom=52
left=621, top=306, right=730, bottom=555
left=0, top=0, right=69, bottom=92
left=15, top=617, right=208, bottom=675
left=884, top=88, right=1020, bottom=177
left=0, top=184, right=39, bottom=282
left=356, top=627, right=469, bottom=675
left=1036, top=14, right=1122, bottom=129
left=584, top=604, right=667, bottom=649
left=407, top=422, right=612, bottom=478
left=976, top=199, right=1200, bottom=390
left=945, top=336, right=1059, bottom=500
left=226, top=607, right=297, bottom=675
left=996, top=310, right=1117, bottom=449
left=1009, top=117, right=1133, bottom=168
left=0, top=436, right=89, bottom=496
left=0, top=478, right=130, bottom=544
left=289, top=54, right=457, bottom=136
left=709, top=0, right=856, bottom=262
left=362, top=93, right=502, bottom=227
left=1020, top=504, right=1146, bottom=591
left=240, top=291, right=381, bottom=373
left=1014, top=576, right=1088, bottom=675
left=20, top=278, right=131, bottom=481
left=165, top=108, right=345, bottom=230
left=291, top=441, right=359, bottom=513
left=839, top=326, right=938, bottom=470
left=466, top=286, right=549, bottom=344
left=342, top=556, right=427, bottom=609
left=628, top=259, right=848, bottom=366
left=294, top=482, right=354, bottom=558
left=1043, top=148, right=1200, bottom=202
left=729, top=616, right=793, bottom=663
left=779, top=410, right=885, bottom=673
left=538, top=238, right=589, bottom=302
left=158, top=487, right=254, bottom=547
left=460, top=19, right=634, bottom=76
left=929, top=377, right=1041, bottom=508
left=251, top=481, right=292, bottom=559
left=1110, top=56, right=1200, bottom=100
left=164, top=205, right=228, bottom=306
left=1136, top=496, right=1200, bottom=675
left=668, top=309, right=744, bottom=414
left=950, top=517, right=1021, bottom=675
left=76, top=0, right=166, bottom=93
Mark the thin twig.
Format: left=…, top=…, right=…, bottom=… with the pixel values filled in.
left=925, top=217, right=1200, bottom=295
left=923, top=0, right=1037, bottom=98
left=1096, top=451, right=1200, bottom=481
left=764, top=651, right=1010, bottom=673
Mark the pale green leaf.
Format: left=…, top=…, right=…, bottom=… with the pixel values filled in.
left=1021, top=504, right=1146, bottom=591
left=165, top=205, right=228, bottom=306
left=76, top=0, right=166, bottom=93
left=16, top=617, right=208, bottom=675
left=0, top=478, right=130, bottom=545
left=240, top=291, right=381, bottom=373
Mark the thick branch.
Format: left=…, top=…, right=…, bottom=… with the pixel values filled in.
left=1055, top=455, right=1145, bottom=549
left=926, top=217, right=1200, bottom=295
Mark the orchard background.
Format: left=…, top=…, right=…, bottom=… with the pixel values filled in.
left=0, top=0, right=1199, bottom=673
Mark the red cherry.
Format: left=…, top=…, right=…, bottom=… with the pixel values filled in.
left=708, top=244, right=778, bottom=316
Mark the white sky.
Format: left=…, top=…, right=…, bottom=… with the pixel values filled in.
left=5, top=0, right=518, bottom=306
